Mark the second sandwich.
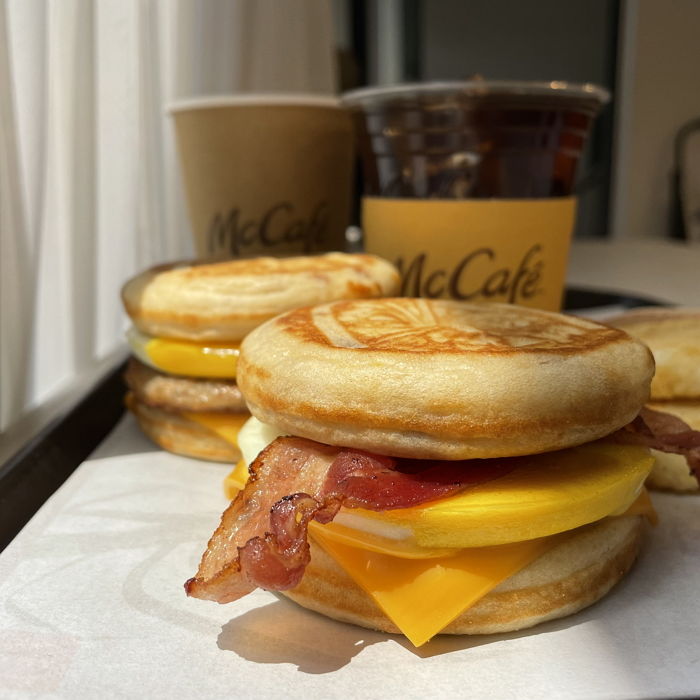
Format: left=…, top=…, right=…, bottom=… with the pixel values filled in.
left=121, top=253, right=399, bottom=464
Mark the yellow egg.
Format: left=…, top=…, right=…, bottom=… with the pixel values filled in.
left=223, top=459, right=250, bottom=500
left=127, top=326, right=239, bottom=378
left=347, top=443, right=654, bottom=548
left=233, top=418, right=655, bottom=549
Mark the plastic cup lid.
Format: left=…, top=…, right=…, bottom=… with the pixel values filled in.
left=341, top=80, right=610, bottom=108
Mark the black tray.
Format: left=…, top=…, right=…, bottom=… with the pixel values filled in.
left=0, top=363, right=127, bottom=551
left=563, top=287, right=665, bottom=311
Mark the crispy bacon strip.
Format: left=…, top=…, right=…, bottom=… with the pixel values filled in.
left=319, top=449, right=514, bottom=509
left=612, top=406, right=700, bottom=480
left=185, top=437, right=339, bottom=603
left=185, top=437, right=513, bottom=603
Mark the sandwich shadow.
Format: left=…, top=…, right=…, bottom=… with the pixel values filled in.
left=403, top=559, right=648, bottom=660
left=217, top=584, right=644, bottom=670
left=400, top=614, right=584, bottom=659
left=217, top=599, right=387, bottom=673
left=217, top=598, right=587, bottom=669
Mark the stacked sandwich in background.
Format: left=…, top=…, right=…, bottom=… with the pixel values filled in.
left=609, top=308, right=700, bottom=492
left=120, top=253, right=399, bottom=469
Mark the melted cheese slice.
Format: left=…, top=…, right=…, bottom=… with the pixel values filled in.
left=310, top=527, right=564, bottom=647
left=184, top=411, right=249, bottom=446
left=310, top=492, right=656, bottom=647
left=611, top=486, right=658, bottom=524
left=224, top=460, right=250, bottom=499
left=127, top=326, right=239, bottom=378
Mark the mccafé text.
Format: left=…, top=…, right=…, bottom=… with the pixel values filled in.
left=397, top=245, right=544, bottom=302
left=206, top=201, right=329, bottom=256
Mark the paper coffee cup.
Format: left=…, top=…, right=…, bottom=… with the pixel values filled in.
left=343, top=81, right=610, bottom=310
left=170, top=95, right=354, bottom=259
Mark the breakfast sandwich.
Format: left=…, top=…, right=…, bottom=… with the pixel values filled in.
left=608, top=307, right=700, bottom=492
left=185, top=299, right=700, bottom=646
left=120, top=253, right=399, bottom=464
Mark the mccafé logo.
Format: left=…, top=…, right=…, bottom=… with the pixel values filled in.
left=397, top=245, right=544, bottom=302
left=206, top=201, right=329, bottom=256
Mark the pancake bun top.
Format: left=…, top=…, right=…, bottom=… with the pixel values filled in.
left=121, top=253, right=400, bottom=342
left=238, top=298, right=654, bottom=460
left=607, top=307, right=700, bottom=400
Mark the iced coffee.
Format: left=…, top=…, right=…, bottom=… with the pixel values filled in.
left=343, top=81, right=609, bottom=310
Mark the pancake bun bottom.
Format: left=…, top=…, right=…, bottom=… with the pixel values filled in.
left=607, top=307, right=700, bottom=401
left=239, top=299, right=654, bottom=460
left=129, top=399, right=242, bottom=463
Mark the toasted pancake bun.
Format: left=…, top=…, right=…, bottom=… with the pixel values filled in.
left=283, top=515, right=643, bottom=636
left=646, top=401, right=700, bottom=492
left=238, top=299, right=654, bottom=459
left=128, top=398, right=243, bottom=463
left=124, top=358, right=246, bottom=413
left=607, top=307, right=700, bottom=400
left=122, top=253, right=399, bottom=342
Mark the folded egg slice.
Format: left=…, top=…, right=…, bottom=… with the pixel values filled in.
left=127, top=326, right=239, bottom=378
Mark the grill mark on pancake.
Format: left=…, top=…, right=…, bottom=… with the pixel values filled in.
left=128, top=254, right=391, bottom=290
left=173, top=254, right=385, bottom=278
left=311, top=305, right=368, bottom=348
left=122, top=254, right=399, bottom=342
left=276, top=299, right=632, bottom=355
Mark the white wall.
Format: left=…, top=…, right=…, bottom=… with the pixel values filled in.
left=611, top=0, right=700, bottom=240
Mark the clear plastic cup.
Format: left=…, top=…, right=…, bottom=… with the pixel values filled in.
left=343, top=80, right=609, bottom=198
left=342, top=80, right=609, bottom=309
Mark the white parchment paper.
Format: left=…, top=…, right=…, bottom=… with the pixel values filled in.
left=1, top=415, right=698, bottom=699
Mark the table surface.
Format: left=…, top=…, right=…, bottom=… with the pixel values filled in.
left=568, top=239, right=700, bottom=307
left=1, top=415, right=699, bottom=700
left=2, top=240, right=700, bottom=698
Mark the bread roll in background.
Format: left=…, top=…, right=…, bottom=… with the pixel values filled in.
left=607, top=307, right=700, bottom=492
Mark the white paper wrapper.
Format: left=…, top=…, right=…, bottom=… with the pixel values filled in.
left=1, top=415, right=698, bottom=699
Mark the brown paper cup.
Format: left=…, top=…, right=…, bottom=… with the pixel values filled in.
left=343, top=81, right=609, bottom=310
left=170, top=96, right=354, bottom=259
